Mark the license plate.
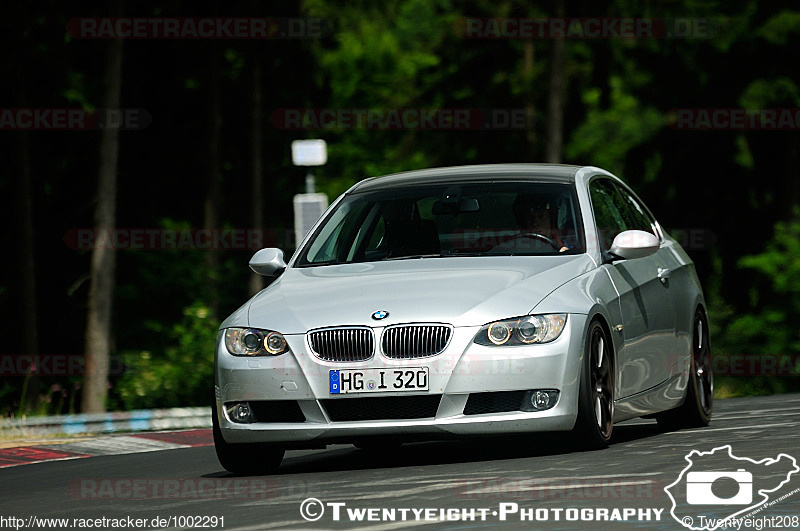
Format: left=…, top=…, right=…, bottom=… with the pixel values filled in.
left=329, top=367, right=429, bottom=394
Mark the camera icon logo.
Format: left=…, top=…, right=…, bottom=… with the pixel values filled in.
left=686, top=469, right=753, bottom=505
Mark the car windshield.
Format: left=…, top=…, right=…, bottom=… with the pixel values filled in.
left=297, top=181, right=584, bottom=267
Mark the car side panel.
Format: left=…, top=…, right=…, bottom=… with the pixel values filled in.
left=531, top=266, right=625, bottom=406
left=663, top=235, right=706, bottom=362
left=605, top=243, right=680, bottom=399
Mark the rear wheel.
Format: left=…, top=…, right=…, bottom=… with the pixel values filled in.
left=212, top=403, right=284, bottom=475
left=573, top=320, right=614, bottom=449
left=656, top=310, right=713, bottom=430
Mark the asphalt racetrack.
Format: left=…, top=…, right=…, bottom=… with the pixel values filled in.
left=1, top=394, right=799, bottom=530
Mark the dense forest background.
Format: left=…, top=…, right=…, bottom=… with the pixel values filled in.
left=1, top=0, right=799, bottom=415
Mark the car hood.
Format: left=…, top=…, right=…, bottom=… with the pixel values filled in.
left=232, top=255, right=595, bottom=334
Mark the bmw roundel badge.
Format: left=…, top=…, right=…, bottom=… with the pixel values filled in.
left=371, top=310, right=389, bottom=320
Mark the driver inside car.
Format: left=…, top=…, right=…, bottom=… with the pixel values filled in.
left=512, top=194, right=571, bottom=252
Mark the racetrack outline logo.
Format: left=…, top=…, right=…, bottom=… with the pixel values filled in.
left=665, top=445, right=799, bottom=530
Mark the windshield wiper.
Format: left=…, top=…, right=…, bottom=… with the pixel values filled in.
left=384, top=253, right=443, bottom=261
left=306, top=251, right=486, bottom=265
left=299, top=259, right=340, bottom=267
left=441, top=250, right=487, bottom=257
left=385, top=250, right=489, bottom=260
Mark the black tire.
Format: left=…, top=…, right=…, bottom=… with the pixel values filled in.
left=572, top=320, right=614, bottom=449
left=212, top=403, right=284, bottom=475
left=656, top=309, right=713, bottom=430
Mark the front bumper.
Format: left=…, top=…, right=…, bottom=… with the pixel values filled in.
left=214, top=314, right=587, bottom=445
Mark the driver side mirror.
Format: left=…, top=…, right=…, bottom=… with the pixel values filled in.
left=607, top=230, right=660, bottom=261
left=249, top=248, right=287, bottom=277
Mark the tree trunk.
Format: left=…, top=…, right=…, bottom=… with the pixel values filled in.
left=249, top=63, right=265, bottom=296
left=204, top=43, right=222, bottom=315
left=545, top=0, right=566, bottom=163
left=83, top=36, right=123, bottom=413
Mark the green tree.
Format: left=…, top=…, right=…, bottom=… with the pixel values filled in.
left=111, top=302, right=218, bottom=410
left=727, top=215, right=800, bottom=354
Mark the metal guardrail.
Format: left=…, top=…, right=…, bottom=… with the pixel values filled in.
left=0, top=407, right=211, bottom=436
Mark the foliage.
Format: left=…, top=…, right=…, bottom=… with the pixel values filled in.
left=709, top=214, right=800, bottom=396
left=726, top=214, right=800, bottom=354
left=565, top=76, right=663, bottom=174
left=110, top=302, right=219, bottom=410
left=308, top=0, right=456, bottom=200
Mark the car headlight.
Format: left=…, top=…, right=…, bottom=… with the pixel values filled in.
left=474, top=314, right=567, bottom=346
left=224, top=328, right=290, bottom=356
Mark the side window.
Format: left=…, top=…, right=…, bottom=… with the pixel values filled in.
left=614, top=184, right=658, bottom=238
left=589, top=179, right=628, bottom=250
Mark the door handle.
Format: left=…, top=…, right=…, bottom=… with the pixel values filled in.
left=657, top=267, right=671, bottom=283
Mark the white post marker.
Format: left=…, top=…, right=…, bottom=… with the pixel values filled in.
left=291, top=140, right=329, bottom=246
left=293, top=193, right=329, bottom=248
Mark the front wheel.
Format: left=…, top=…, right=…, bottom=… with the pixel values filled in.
left=656, top=310, right=713, bottom=430
left=212, top=403, right=284, bottom=475
left=572, top=320, right=614, bottom=449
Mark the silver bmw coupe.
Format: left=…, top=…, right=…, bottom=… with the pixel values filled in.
left=213, top=164, right=713, bottom=474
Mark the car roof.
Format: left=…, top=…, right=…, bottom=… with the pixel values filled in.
left=349, top=164, right=584, bottom=193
